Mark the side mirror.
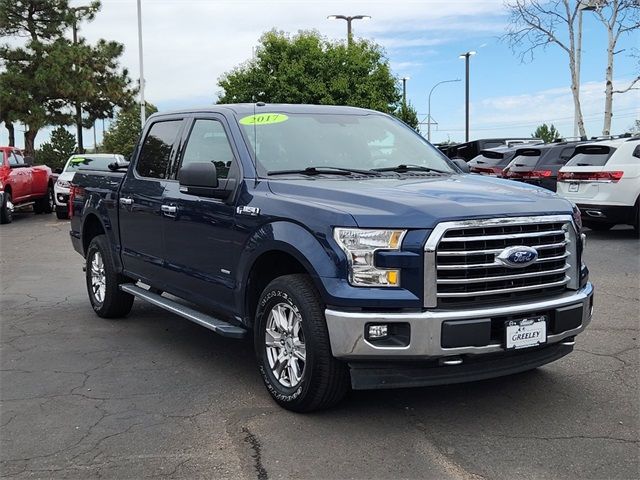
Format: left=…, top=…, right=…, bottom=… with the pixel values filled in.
left=179, top=162, right=227, bottom=198
left=54, top=168, right=63, bottom=174
left=452, top=158, right=470, bottom=173
left=23, top=156, right=34, bottom=166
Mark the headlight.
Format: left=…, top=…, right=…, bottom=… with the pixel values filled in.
left=56, top=179, right=71, bottom=188
left=333, top=228, right=406, bottom=287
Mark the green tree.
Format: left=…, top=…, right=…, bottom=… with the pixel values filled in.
left=397, top=102, right=420, bottom=130
left=0, top=0, right=134, bottom=155
left=532, top=123, right=561, bottom=143
left=218, top=30, right=413, bottom=125
left=36, top=126, right=77, bottom=171
left=102, top=103, right=157, bottom=158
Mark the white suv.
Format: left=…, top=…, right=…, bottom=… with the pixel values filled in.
left=54, top=154, right=125, bottom=219
left=557, top=137, right=640, bottom=232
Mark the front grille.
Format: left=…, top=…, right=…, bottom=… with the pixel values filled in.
left=424, top=216, right=578, bottom=308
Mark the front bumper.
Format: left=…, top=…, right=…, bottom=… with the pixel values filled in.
left=54, top=188, right=69, bottom=208
left=325, top=282, right=593, bottom=360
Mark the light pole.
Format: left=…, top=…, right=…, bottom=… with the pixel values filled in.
left=574, top=0, right=598, bottom=138
left=459, top=51, right=476, bottom=142
left=327, top=15, right=371, bottom=46
left=137, top=0, right=146, bottom=128
left=427, top=79, right=461, bottom=142
left=401, top=77, right=410, bottom=108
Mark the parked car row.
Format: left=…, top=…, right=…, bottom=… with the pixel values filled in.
left=0, top=147, right=126, bottom=224
left=465, top=136, right=640, bottom=232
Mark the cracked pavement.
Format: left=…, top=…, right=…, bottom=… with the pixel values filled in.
left=1, top=213, right=638, bottom=479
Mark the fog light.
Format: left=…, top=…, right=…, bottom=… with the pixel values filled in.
left=368, top=324, right=388, bottom=339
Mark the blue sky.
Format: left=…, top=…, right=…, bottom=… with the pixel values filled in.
left=2, top=0, right=638, bottom=148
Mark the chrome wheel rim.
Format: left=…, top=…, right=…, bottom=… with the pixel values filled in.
left=265, top=302, right=306, bottom=388
left=90, top=252, right=106, bottom=303
left=6, top=194, right=13, bottom=214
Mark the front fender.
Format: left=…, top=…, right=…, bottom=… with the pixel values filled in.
left=234, top=221, right=344, bottom=312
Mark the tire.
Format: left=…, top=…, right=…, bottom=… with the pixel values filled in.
left=34, top=184, right=54, bottom=214
left=254, top=274, right=349, bottom=412
left=634, top=198, right=640, bottom=237
left=1, top=192, right=13, bottom=224
left=56, top=207, right=68, bottom=220
left=584, top=221, right=614, bottom=231
left=86, top=234, right=134, bottom=318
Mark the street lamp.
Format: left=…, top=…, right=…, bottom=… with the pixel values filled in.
left=137, top=0, right=146, bottom=128
left=575, top=0, right=598, bottom=138
left=401, top=77, right=410, bottom=107
left=459, top=51, right=476, bottom=142
left=327, top=15, right=371, bottom=46
left=427, top=79, right=461, bottom=142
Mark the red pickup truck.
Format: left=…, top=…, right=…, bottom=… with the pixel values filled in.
left=0, top=146, right=55, bottom=224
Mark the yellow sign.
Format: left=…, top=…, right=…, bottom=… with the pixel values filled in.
left=239, top=113, right=288, bottom=126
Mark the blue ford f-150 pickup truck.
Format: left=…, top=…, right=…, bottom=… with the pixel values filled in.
left=69, top=104, right=593, bottom=412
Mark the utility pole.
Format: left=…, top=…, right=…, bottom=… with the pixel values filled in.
left=459, top=51, right=476, bottom=142
left=137, top=0, right=146, bottom=127
left=327, top=15, right=371, bottom=46
left=574, top=0, right=598, bottom=138
left=401, top=77, right=410, bottom=108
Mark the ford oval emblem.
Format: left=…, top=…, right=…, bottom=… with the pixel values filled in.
left=497, top=246, right=538, bottom=268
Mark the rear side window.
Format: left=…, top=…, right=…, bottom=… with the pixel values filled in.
left=566, top=145, right=615, bottom=167
left=136, top=120, right=182, bottom=179
left=180, top=119, right=235, bottom=180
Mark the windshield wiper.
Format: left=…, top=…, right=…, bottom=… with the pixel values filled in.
left=268, top=166, right=380, bottom=176
left=372, top=164, right=449, bottom=174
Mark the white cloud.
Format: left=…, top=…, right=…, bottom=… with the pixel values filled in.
left=435, top=79, right=639, bottom=140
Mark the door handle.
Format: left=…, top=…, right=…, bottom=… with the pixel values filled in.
left=120, top=197, right=134, bottom=205
left=161, top=204, right=178, bottom=217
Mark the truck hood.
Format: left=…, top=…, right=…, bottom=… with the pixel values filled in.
left=267, top=174, right=573, bottom=228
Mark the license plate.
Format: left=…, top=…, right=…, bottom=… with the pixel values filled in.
left=505, top=316, right=547, bottom=350
left=568, top=183, right=579, bottom=192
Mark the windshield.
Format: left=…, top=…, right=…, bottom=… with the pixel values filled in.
left=238, top=112, right=455, bottom=176
left=65, top=155, right=120, bottom=172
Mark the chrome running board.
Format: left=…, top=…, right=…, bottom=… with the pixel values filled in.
left=120, top=283, right=246, bottom=339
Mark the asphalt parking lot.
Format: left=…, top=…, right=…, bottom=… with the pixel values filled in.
left=1, top=212, right=638, bottom=480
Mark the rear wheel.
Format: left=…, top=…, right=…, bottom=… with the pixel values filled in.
left=86, top=234, right=134, bottom=318
left=254, top=274, right=349, bottom=412
left=634, top=197, right=639, bottom=237
left=1, top=192, right=13, bottom=224
left=34, top=184, right=54, bottom=214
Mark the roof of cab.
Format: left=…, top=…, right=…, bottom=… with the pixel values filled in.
left=148, top=103, right=382, bottom=120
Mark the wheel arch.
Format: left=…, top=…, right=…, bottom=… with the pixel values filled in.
left=82, top=213, right=106, bottom=255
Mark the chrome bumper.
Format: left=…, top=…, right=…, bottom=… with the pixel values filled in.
left=325, top=282, right=593, bottom=359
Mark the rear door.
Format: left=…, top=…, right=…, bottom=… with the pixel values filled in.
left=119, top=118, right=185, bottom=285
left=161, top=115, right=244, bottom=314
left=8, top=151, right=30, bottom=201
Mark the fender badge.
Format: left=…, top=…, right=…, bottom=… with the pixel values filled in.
left=236, top=206, right=260, bottom=216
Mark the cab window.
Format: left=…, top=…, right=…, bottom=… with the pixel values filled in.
left=136, top=120, right=182, bottom=179
left=179, top=119, right=236, bottom=180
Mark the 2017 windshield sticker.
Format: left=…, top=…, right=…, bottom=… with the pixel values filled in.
left=239, top=113, right=288, bottom=126
left=70, top=157, right=86, bottom=164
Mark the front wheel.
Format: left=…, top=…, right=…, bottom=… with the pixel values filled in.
left=86, top=234, right=134, bottom=318
left=56, top=206, right=68, bottom=220
left=1, top=192, right=13, bottom=224
left=254, top=274, right=349, bottom=412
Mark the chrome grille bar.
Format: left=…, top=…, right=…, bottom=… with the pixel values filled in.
left=436, top=265, right=570, bottom=284
left=423, top=215, right=579, bottom=308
